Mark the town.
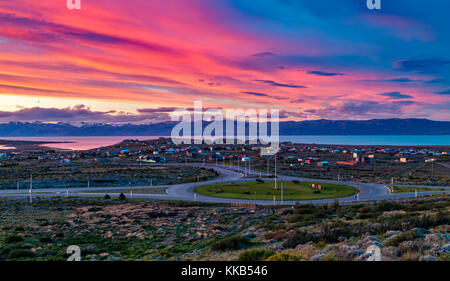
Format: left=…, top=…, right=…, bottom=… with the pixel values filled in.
left=0, top=138, right=448, bottom=189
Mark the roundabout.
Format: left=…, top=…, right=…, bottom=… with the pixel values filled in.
left=194, top=181, right=357, bottom=201
left=0, top=163, right=448, bottom=205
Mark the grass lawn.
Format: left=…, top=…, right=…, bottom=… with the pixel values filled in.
left=194, top=181, right=357, bottom=201
left=84, top=188, right=167, bottom=194
left=390, top=186, right=447, bottom=193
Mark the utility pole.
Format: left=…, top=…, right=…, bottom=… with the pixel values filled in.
left=87, top=177, right=90, bottom=189
left=130, top=179, right=133, bottom=199
left=281, top=181, right=284, bottom=204
left=431, top=161, right=434, bottom=180
left=29, top=173, right=32, bottom=204
left=274, top=156, right=277, bottom=190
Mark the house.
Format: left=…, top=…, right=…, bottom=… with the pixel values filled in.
left=336, top=160, right=357, bottom=166
left=317, top=161, right=329, bottom=167
left=286, top=156, right=297, bottom=163
left=400, top=157, right=408, bottom=163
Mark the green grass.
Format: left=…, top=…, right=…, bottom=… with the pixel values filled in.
left=84, top=188, right=167, bottom=194
left=391, top=186, right=447, bottom=193
left=194, top=181, right=356, bottom=201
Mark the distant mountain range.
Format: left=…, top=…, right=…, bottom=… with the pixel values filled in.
left=0, top=118, right=449, bottom=137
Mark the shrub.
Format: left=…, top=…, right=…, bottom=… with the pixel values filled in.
left=3, top=234, right=23, bottom=244
left=283, top=230, right=318, bottom=248
left=104, top=194, right=111, bottom=200
left=118, top=193, right=126, bottom=201
left=385, top=231, right=422, bottom=247
left=210, top=235, right=252, bottom=252
left=39, top=236, right=53, bottom=243
left=319, top=223, right=352, bottom=243
left=8, top=249, right=35, bottom=259
left=294, top=204, right=316, bottom=215
left=271, top=231, right=290, bottom=241
left=13, top=226, right=25, bottom=232
left=238, top=249, right=275, bottom=261
left=377, top=201, right=404, bottom=212
left=266, top=252, right=304, bottom=261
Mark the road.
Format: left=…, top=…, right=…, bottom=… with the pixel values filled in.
left=0, top=163, right=448, bottom=205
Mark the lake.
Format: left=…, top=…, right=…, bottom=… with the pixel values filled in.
left=0, top=135, right=449, bottom=150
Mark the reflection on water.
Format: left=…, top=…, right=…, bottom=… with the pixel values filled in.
left=0, top=136, right=163, bottom=150
left=0, top=145, right=15, bottom=150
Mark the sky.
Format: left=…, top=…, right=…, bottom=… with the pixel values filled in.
left=0, top=0, right=449, bottom=124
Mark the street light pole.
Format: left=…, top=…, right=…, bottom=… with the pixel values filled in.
left=274, top=156, right=277, bottom=190
left=29, top=173, right=33, bottom=204
left=130, top=178, right=133, bottom=199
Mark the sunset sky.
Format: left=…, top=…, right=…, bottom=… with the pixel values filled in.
left=0, top=0, right=449, bottom=124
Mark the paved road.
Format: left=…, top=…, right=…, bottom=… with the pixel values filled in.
left=0, top=163, right=448, bottom=205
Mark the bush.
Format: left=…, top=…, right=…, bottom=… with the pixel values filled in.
left=13, top=226, right=25, bottom=232
left=266, top=252, right=304, bottom=261
left=210, top=235, right=252, bottom=252
left=283, top=230, right=318, bottom=248
left=319, top=223, right=352, bottom=243
left=88, top=207, right=102, bottom=212
left=385, top=231, right=422, bottom=247
left=294, top=204, right=316, bottom=214
left=8, top=249, right=35, bottom=259
left=238, top=249, right=275, bottom=261
left=39, top=236, right=53, bottom=243
left=104, top=194, right=111, bottom=200
left=3, top=234, right=23, bottom=244
left=118, top=193, right=127, bottom=201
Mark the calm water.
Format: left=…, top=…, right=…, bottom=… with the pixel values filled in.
left=279, top=135, right=450, bottom=146
left=0, top=145, right=15, bottom=150
left=0, top=135, right=449, bottom=150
